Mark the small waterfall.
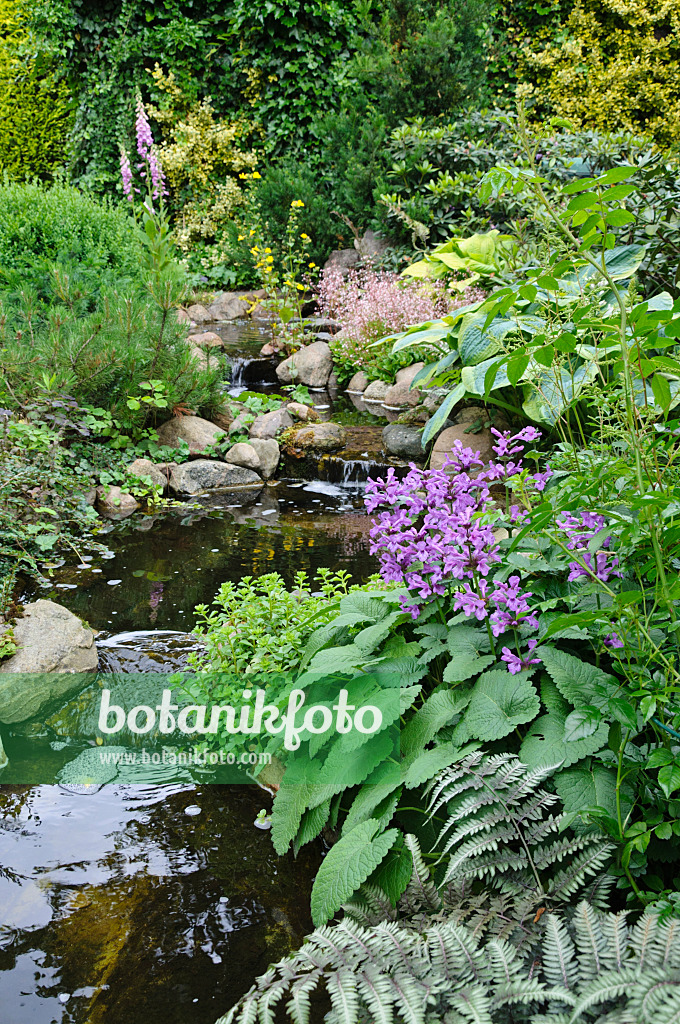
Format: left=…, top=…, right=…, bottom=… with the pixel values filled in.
left=228, top=354, right=278, bottom=387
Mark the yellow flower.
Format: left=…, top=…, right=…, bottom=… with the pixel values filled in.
left=296, top=283, right=305, bottom=291
left=250, top=246, right=259, bottom=254
left=290, top=199, right=305, bottom=208
left=249, top=229, right=255, bottom=236
left=238, top=234, right=245, bottom=241
left=308, top=262, right=316, bottom=268
left=264, top=247, right=272, bottom=253
left=266, top=254, right=274, bottom=262
left=300, top=232, right=309, bottom=240
left=239, top=173, right=247, bottom=179
left=252, top=171, right=262, bottom=179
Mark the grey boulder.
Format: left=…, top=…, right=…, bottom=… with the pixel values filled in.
left=363, top=379, right=391, bottom=402
left=96, top=485, right=139, bottom=518
left=156, top=415, right=226, bottom=454
left=276, top=341, right=333, bottom=388
left=189, top=331, right=224, bottom=349
left=0, top=601, right=99, bottom=724
left=126, top=458, right=169, bottom=491
left=382, top=424, right=424, bottom=460
left=185, top=303, right=213, bottom=323
left=207, top=295, right=249, bottom=320
left=346, top=370, right=369, bottom=393
left=224, top=442, right=261, bottom=472
left=246, top=438, right=280, bottom=479
left=383, top=362, right=425, bottom=409
left=169, top=461, right=262, bottom=496
left=249, top=407, right=293, bottom=439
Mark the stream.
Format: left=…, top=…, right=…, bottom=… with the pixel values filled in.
left=0, top=321, right=403, bottom=1024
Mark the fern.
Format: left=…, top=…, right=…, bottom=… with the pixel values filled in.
left=427, top=752, right=614, bottom=919
left=218, top=903, right=680, bottom=1024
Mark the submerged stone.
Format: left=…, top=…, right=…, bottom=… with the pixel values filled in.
left=169, top=460, right=262, bottom=495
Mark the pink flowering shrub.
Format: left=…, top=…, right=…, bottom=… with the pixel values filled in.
left=317, top=265, right=485, bottom=382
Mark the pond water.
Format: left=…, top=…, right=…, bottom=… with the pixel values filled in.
left=0, top=323, right=388, bottom=1024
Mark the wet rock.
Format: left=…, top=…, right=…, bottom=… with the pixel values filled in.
left=455, top=405, right=487, bottom=428
left=207, top=295, right=249, bottom=320
left=383, top=362, right=425, bottom=409
left=247, top=438, right=280, bottom=479
left=156, top=415, right=226, bottom=454
left=259, top=342, right=276, bottom=356
left=185, top=303, right=212, bottom=323
left=430, top=423, right=495, bottom=471
left=229, top=411, right=253, bottom=435
left=285, top=422, right=346, bottom=452
left=276, top=341, right=333, bottom=388
left=126, top=458, right=168, bottom=490
left=169, top=460, right=261, bottom=495
left=324, top=248, right=360, bottom=276
left=224, top=441, right=261, bottom=472
left=249, top=407, right=293, bottom=439
left=210, top=403, right=236, bottom=432
left=328, top=371, right=339, bottom=389
left=0, top=600, right=99, bottom=724
left=382, top=424, right=424, bottom=460
left=346, top=370, right=369, bottom=393
left=83, top=488, right=97, bottom=506
left=423, top=388, right=447, bottom=413
left=96, top=486, right=139, bottom=518
left=189, top=331, right=223, bottom=349
left=363, top=379, right=391, bottom=402
left=286, top=401, right=319, bottom=422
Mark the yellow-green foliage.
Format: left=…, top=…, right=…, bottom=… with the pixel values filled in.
left=520, top=0, right=680, bottom=146
left=146, top=64, right=257, bottom=250
left=0, top=0, right=72, bottom=179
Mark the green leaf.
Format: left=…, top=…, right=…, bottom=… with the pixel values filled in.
left=421, top=382, right=466, bottom=446
left=658, top=764, right=680, bottom=798
left=367, top=834, right=413, bottom=905
left=463, top=669, right=540, bottom=741
left=403, top=743, right=474, bottom=789
left=602, top=244, right=646, bottom=281
left=564, top=706, right=601, bottom=741
left=400, top=689, right=468, bottom=758
left=539, top=647, right=616, bottom=711
left=520, top=681, right=609, bottom=769
left=458, top=312, right=511, bottom=366
left=555, top=762, right=619, bottom=817
left=650, top=374, right=672, bottom=414
left=271, top=779, right=316, bottom=855
left=605, top=209, right=636, bottom=227
left=293, top=799, right=331, bottom=855
left=310, top=819, right=398, bottom=926
left=598, top=166, right=637, bottom=185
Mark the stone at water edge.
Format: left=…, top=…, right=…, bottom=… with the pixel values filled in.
left=0, top=601, right=99, bottom=724
left=169, top=460, right=262, bottom=496
left=156, top=415, right=226, bottom=454
left=176, top=308, right=191, bottom=324
left=275, top=340, right=333, bottom=388
left=284, top=422, right=346, bottom=453
left=382, top=424, right=424, bottom=461
left=126, top=458, right=169, bottom=491
left=383, top=362, right=425, bottom=409
left=286, top=401, right=319, bottom=422
left=430, top=423, right=495, bottom=472
left=185, top=303, right=212, bottom=323
left=249, top=407, right=294, bottom=439
left=363, top=379, right=391, bottom=402
left=346, top=370, right=369, bottom=393
left=246, top=438, right=280, bottom=480
left=206, top=296, right=249, bottom=320
left=189, top=331, right=224, bottom=349
left=96, top=485, right=139, bottom=518
left=224, top=442, right=261, bottom=472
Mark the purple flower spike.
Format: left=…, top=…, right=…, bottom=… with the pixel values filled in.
left=604, top=632, right=624, bottom=649
left=501, top=639, right=541, bottom=674
left=119, top=144, right=133, bottom=201
left=135, top=93, right=154, bottom=161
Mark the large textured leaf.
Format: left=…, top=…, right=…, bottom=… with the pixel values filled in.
left=271, top=779, right=318, bottom=855
left=293, top=798, right=332, bottom=855
left=540, top=647, right=617, bottom=711
left=400, top=689, right=469, bottom=758
left=367, top=834, right=414, bottom=905
left=444, top=625, right=495, bottom=682
left=463, top=669, right=540, bottom=741
left=601, top=244, right=646, bottom=282
left=522, top=362, right=599, bottom=426
left=458, top=312, right=509, bottom=366
left=555, top=762, right=619, bottom=817
left=313, top=730, right=396, bottom=803
left=310, top=819, right=398, bottom=925
left=403, top=743, right=476, bottom=789
left=519, top=682, right=609, bottom=769
left=461, top=357, right=512, bottom=396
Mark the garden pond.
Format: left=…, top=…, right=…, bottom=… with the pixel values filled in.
left=0, top=321, right=398, bottom=1024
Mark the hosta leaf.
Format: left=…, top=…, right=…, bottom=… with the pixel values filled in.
left=463, top=669, right=540, bottom=741
left=522, top=362, right=598, bottom=426
left=458, top=312, right=510, bottom=366
left=310, top=819, right=398, bottom=925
